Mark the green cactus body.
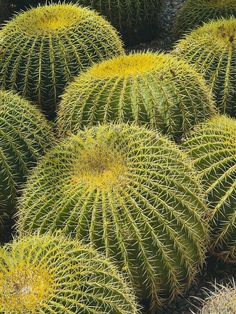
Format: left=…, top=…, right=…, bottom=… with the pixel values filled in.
left=197, top=281, right=236, bottom=314
left=183, top=116, right=236, bottom=262
left=0, top=234, right=138, bottom=313
left=0, top=90, right=54, bottom=227
left=174, top=18, right=236, bottom=116
left=0, top=3, right=124, bottom=119
left=57, top=53, right=216, bottom=140
left=76, top=0, right=162, bottom=44
left=174, top=0, right=236, bottom=38
left=18, top=124, right=208, bottom=308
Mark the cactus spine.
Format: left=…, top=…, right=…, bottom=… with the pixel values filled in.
left=0, top=90, right=54, bottom=228
left=174, top=0, right=236, bottom=38
left=183, top=115, right=236, bottom=262
left=0, top=3, right=124, bottom=118
left=18, top=124, right=208, bottom=309
left=0, top=233, right=138, bottom=313
left=174, top=18, right=236, bottom=116
left=57, top=53, right=216, bottom=140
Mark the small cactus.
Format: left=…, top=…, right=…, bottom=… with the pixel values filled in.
left=57, top=53, right=216, bottom=140
left=195, top=280, right=236, bottom=314
left=18, top=124, right=208, bottom=309
left=0, top=3, right=124, bottom=118
left=0, top=233, right=138, bottom=313
left=174, top=18, right=236, bottom=116
left=0, top=90, right=54, bottom=228
left=174, top=0, right=236, bottom=38
left=183, top=115, right=236, bottom=263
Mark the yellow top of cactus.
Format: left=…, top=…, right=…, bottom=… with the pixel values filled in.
left=71, top=136, right=127, bottom=191
left=86, top=53, right=194, bottom=79
left=0, top=265, right=53, bottom=312
left=6, top=4, right=95, bottom=35
left=177, top=18, right=236, bottom=50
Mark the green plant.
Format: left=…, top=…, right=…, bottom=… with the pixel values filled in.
left=174, top=0, right=236, bottom=38
left=0, top=3, right=124, bottom=119
left=183, top=115, right=236, bottom=263
left=57, top=53, right=216, bottom=140
left=18, top=124, right=209, bottom=309
left=0, top=233, right=138, bottom=313
left=174, top=18, right=236, bottom=116
left=0, top=90, right=54, bottom=229
left=195, top=280, right=236, bottom=314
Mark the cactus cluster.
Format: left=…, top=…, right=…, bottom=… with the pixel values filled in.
left=174, top=18, right=236, bottom=116
left=174, top=0, right=236, bottom=38
left=183, top=115, right=236, bottom=263
left=196, top=280, right=236, bottom=314
left=18, top=124, right=208, bottom=308
left=0, top=233, right=138, bottom=313
left=0, top=90, right=54, bottom=228
left=0, top=3, right=124, bottom=118
left=57, top=52, right=216, bottom=140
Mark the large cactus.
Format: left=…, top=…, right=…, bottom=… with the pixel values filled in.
left=174, top=18, right=236, bottom=116
left=0, top=233, right=138, bottom=313
left=174, top=0, right=236, bottom=38
left=57, top=53, right=216, bottom=140
left=0, top=90, right=54, bottom=229
left=0, top=3, right=124, bottom=119
left=183, top=115, right=236, bottom=263
left=18, top=124, right=208, bottom=309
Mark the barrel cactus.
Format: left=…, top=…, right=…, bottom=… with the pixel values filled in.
left=0, top=90, right=54, bottom=230
left=174, top=0, right=236, bottom=38
left=0, top=233, right=138, bottom=313
left=0, top=3, right=124, bottom=119
left=18, top=124, right=208, bottom=309
left=183, top=115, right=236, bottom=263
left=196, top=280, right=236, bottom=314
left=57, top=53, right=216, bottom=140
left=174, top=18, right=236, bottom=116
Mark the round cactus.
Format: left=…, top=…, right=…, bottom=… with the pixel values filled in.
left=174, top=18, right=236, bottom=116
left=18, top=124, right=208, bottom=308
left=183, top=115, right=236, bottom=263
left=0, top=3, right=124, bottom=119
left=196, top=280, right=236, bottom=314
left=57, top=53, right=216, bottom=140
left=174, top=0, right=236, bottom=38
left=0, top=233, right=138, bottom=313
left=0, top=90, right=54, bottom=229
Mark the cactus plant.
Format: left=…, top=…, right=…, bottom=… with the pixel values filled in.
left=0, top=3, right=124, bottom=119
left=57, top=52, right=216, bottom=140
left=174, top=18, right=236, bottom=116
left=0, top=233, right=138, bottom=313
left=195, top=280, right=236, bottom=314
left=0, top=90, right=54, bottom=229
left=183, top=115, right=236, bottom=263
left=174, top=0, right=236, bottom=38
left=18, top=124, right=209, bottom=309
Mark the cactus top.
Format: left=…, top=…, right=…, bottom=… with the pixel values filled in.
left=176, top=19, right=236, bottom=52
left=0, top=234, right=138, bottom=313
left=3, top=4, right=109, bottom=36
left=83, top=52, right=201, bottom=79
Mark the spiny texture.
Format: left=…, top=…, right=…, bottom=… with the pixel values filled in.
left=0, top=234, right=138, bottom=313
left=197, top=280, right=236, bottom=314
left=174, top=18, right=236, bottom=116
left=183, top=116, right=236, bottom=263
left=18, top=124, right=208, bottom=309
left=57, top=53, right=215, bottom=140
left=77, top=0, right=162, bottom=44
left=0, top=90, right=54, bottom=227
left=0, top=3, right=124, bottom=118
left=174, top=0, right=236, bottom=38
